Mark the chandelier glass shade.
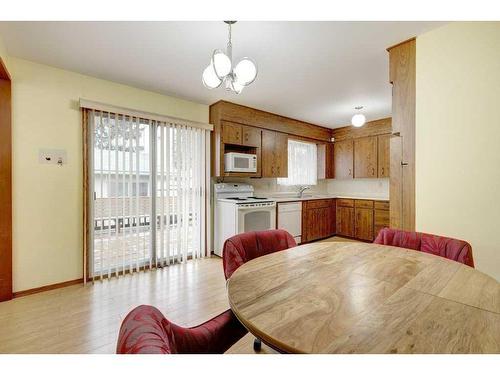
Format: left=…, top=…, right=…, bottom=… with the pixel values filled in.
left=202, top=21, right=257, bottom=94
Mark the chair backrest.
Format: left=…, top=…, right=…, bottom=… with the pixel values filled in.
left=222, top=229, right=297, bottom=279
left=374, top=228, right=474, bottom=267
left=117, top=305, right=247, bottom=354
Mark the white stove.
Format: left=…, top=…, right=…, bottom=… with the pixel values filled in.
left=214, top=183, right=276, bottom=257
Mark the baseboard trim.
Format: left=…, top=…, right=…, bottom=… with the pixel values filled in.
left=13, top=278, right=84, bottom=298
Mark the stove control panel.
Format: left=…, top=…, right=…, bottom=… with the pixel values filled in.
left=238, top=201, right=276, bottom=208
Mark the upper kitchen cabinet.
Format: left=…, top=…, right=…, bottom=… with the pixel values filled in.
left=221, top=121, right=243, bottom=145
left=377, top=134, right=390, bottom=178
left=242, top=125, right=262, bottom=147
left=331, top=118, right=392, bottom=180
left=333, top=139, right=353, bottom=179
left=221, top=121, right=262, bottom=148
left=262, top=130, right=288, bottom=178
left=317, top=143, right=335, bottom=179
left=354, top=136, right=377, bottom=178
left=210, top=101, right=332, bottom=178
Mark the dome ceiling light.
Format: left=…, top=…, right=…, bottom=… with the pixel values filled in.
left=351, top=106, right=366, bottom=127
left=202, top=21, right=258, bottom=94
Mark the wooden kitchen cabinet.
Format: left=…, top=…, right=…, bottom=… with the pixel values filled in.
left=302, top=199, right=335, bottom=243
left=377, top=134, right=390, bottom=178
left=262, top=130, right=288, bottom=178
left=334, top=140, right=353, bottom=179
left=317, top=143, right=335, bottom=179
left=242, top=125, right=261, bottom=147
left=324, top=143, right=335, bottom=179
left=354, top=136, right=377, bottom=178
left=388, top=39, right=416, bottom=231
left=354, top=200, right=374, bottom=241
left=221, top=121, right=242, bottom=145
left=222, top=122, right=261, bottom=148
left=374, top=200, right=390, bottom=238
left=336, top=199, right=355, bottom=238
left=210, top=101, right=332, bottom=178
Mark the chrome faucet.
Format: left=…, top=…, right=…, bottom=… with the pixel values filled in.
left=298, top=186, right=310, bottom=198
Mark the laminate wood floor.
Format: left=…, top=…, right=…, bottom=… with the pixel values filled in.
left=0, top=257, right=229, bottom=354
left=0, top=236, right=349, bottom=354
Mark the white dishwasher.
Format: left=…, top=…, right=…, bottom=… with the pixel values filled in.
left=277, top=202, right=302, bottom=244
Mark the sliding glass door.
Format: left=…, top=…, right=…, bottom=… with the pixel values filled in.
left=87, top=109, right=210, bottom=279
left=92, top=113, right=153, bottom=277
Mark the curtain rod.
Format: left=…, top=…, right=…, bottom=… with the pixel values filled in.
left=79, top=99, right=213, bottom=131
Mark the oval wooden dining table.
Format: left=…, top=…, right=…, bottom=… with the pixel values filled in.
left=226, top=241, right=500, bottom=354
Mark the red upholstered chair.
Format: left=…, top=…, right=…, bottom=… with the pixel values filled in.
left=222, top=229, right=297, bottom=351
left=222, top=229, right=297, bottom=280
left=116, top=305, right=247, bottom=354
left=373, top=228, right=474, bottom=267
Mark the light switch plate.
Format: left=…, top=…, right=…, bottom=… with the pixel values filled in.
left=39, top=149, right=67, bottom=166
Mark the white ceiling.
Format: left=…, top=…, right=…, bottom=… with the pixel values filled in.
left=0, top=21, right=444, bottom=128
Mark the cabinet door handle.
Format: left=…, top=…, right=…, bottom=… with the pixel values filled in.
left=381, top=167, right=385, bottom=175
left=348, top=168, right=352, bottom=176
left=371, top=167, right=375, bottom=176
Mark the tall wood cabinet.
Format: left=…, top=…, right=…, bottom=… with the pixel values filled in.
left=388, top=38, right=416, bottom=230
left=333, top=140, right=354, bottom=179
left=262, top=130, right=288, bottom=178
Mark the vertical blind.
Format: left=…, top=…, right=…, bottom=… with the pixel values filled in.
left=277, top=139, right=318, bottom=186
left=87, top=107, right=210, bottom=279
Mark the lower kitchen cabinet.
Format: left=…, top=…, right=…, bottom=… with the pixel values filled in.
left=336, top=199, right=389, bottom=241
left=374, top=200, right=390, bottom=238
left=336, top=199, right=355, bottom=238
left=301, top=198, right=389, bottom=243
left=302, top=199, right=335, bottom=243
left=355, top=208, right=374, bottom=241
left=354, top=200, right=374, bottom=241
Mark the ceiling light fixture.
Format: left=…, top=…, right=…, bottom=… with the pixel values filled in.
left=351, top=106, right=366, bottom=127
left=202, top=21, right=258, bottom=94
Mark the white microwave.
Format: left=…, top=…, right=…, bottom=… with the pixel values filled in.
left=224, top=152, right=257, bottom=173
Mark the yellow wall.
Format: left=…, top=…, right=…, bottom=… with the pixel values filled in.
left=6, top=57, right=208, bottom=292
left=416, top=22, right=500, bottom=281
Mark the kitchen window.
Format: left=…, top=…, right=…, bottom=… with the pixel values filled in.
left=278, top=139, right=317, bottom=186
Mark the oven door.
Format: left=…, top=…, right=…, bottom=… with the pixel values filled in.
left=237, top=205, right=276, bottom=233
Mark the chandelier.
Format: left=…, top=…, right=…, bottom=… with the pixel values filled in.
left=202, top=21, right=258, bottom=94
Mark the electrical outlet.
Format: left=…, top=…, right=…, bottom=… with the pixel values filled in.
left=39, top=149, right=67, bottom=166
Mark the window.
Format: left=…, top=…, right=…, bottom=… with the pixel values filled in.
left=277, top=139, right=317, bottom=186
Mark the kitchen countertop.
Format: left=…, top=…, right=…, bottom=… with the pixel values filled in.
left=264, top=194, right=389, bottom=203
